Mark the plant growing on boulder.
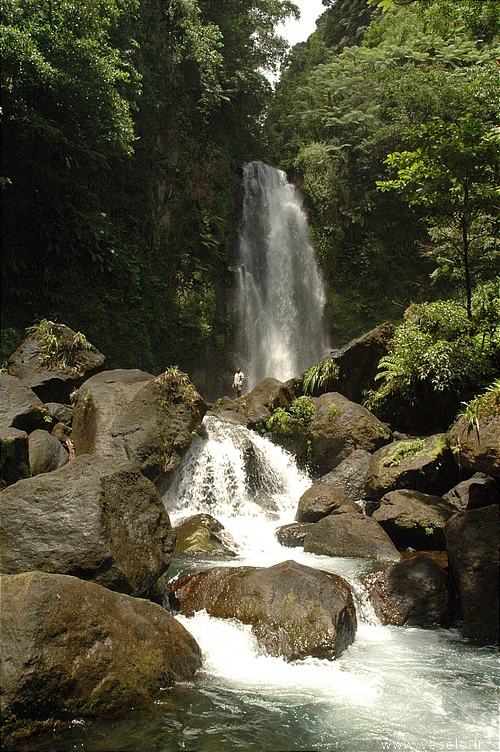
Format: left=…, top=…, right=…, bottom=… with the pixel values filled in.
left=26, top=320, right=92, bottom=373
left=303, top=357, right=339, bottom=396
left=266, top=408, right=292, bottom=436
left=289, top=396, right=315, bottom=424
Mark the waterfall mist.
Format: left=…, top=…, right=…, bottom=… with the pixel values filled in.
left=236, top=161, right=329, bottom=390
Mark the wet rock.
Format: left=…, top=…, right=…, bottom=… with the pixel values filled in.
left=28, top=429, right=68, bottom=476
left=7, top=322, right=105, bottom=403
left=170, top=560, right=357, bottom=661
left=308, top=392, right=392, bottom=475
left=0, top=427, right=30, bottom=488
left=0, top=455, right=175, bottom=596
left=445, top=505, right=499, bottom=645
left=303, top=508, right=400, bottom=561
left=448, top=415, right=500, bottom=479
left=0, top=374, right=48, bottom=433
left=320, top=449, right=372, bottom=503
left=173, top=514, right=237, bottom=557
left=372, top=489, right=456, bottom=551
left=295, top=483, right=355, bottom=523
left=0, top=572, right=201, bottom=744
left=275, top=522, right=315, bottom=548
left=365, top=434, right=460, bottom=501
left=364, top=555, right=454, bottom=627
left=443, top=473, right=499, bottom=511
left=71, top=368, right=207, bottom=494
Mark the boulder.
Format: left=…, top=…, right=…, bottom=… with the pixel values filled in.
left=0, top=374, right=48, bottom=433
left=0, top=572, right=201, bottom=743
left=275, top=522, right=315, bottom=548
left=329, top=322, right=395, bottom=403
left=372, top=489, right=456, bottom=551
left=0, top=455, right=176, bottom=596
left=320, top=449, right=372, bottom=503
left=241, top=377, right=296, bottom=427
left=44, top=402, right=74, bottom=427
left=170, top=560, right=356, bottom=661
left=71, top=368, right=207, bottom=494
left=448, top=415, right=500, bottom=479
left=295, top=483, right=355, bottom=523
left=210, top=396, right=248, bottom=426
left=365, top=434, right=461, bottom=501
left=7, top=322, right=105, bottom=403
left=28, top=429, right=69, bottom=476
left=308, top=392, right=392, bottom=475
left=0, top=427, right=29, bottom=489
left=303, top=507, right=401, bottom=561
left=443, top=473, right=499, bottom=511
left=364, top=555, right=453, bottom=627
left=445, top=505, right=499, bottom=645
left=173, top=514, right=237, bottom=557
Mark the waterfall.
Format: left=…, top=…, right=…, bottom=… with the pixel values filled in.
left=236, top=161, right=329, bottom=390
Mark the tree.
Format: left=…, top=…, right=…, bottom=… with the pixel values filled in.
left=377, top=115, right=500, bottom=319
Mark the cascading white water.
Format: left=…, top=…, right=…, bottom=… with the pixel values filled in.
left=42, top=417, right=499, bottom=751
left=236, top=161, right=329, bottom=390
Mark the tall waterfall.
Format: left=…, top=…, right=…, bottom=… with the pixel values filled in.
left=236, top=161, right=329, bottom=390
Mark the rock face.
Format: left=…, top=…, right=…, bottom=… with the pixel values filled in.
left=7, top=322, right=105, bottom=403
left=0, top=572, right=202, bottom=741
left=443, top=473, right=499, bottom=511
left=71, top=368, right=207, bottom=494
left=303, top=508, right=401, bottom=561
left=445, top=505, right=499, bottom=645
left=448, top=415, right=500, bottom=479
left=0, top=455, right=176, bottom=596
left=365, top=434, right=460, bottom=500
left=320, top=449, right=373, bottom=503
left=171, top=560, right=357, bottom=661
left=308, top=392, right=392, bottom=475
left=0, top=374, right=48, bottom=433
left=372, top=489, right=456, bottom=551
left=28, top=429, right=69, bottom=476
left=0, top=427, right=30, bottom=489
left=173, top=514, right=237, bottom=557
left=295, top=484, right=355, bottom=523
left=365, top=555, right=453, bottom=627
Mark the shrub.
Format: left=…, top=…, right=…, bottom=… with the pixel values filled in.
left=289, top=396, right=315, bottom=423
left=266, top=408, right=292, bottom=436
left=303, top=356, right=339, bottom=395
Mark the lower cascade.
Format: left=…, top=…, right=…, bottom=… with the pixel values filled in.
left=236, top=161, right=329, bottom=390
left=22, top=416, right=499, bottom=751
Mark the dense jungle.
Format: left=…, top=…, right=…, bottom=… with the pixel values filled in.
left=1, top=0, right=499, bottom=411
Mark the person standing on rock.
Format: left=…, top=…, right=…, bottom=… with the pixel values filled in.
left=232, top=367, right=245, bottom=398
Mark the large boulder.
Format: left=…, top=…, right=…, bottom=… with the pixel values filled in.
left=364, top=555, right=453, bottom=627
left=173, top=514, right=237, bottom=557
left=0, top=373, right=48, bottom=433
left=303, top=507, right=401, bottom=561
left=28, top=429, right=69, bottom=476
left=364, top=434, right=461, bottom=501
left=7, top=321, right=105, bottom=403
left=320, top=449, right=373, bottom=503
left=372, top=489, right=456, bottom=551
left=295, top=483, right=356, bottom=523
left=329, top=322, right=395, bottom=403
left=448, top=415, right=500, bottom=479
left=0, top=572, right=201, bottom=743
left=0, top=455, right=176, bottom=596
left=445, top=505, right=499, bottom=645
left=443, top=473, right=499, bottom=511
left=0, top=427, right=30, bottom=489
left=170, top=560, right=357, bottom=661
left=71, top=368, right=207, bottom=494
left=308, top=392, right=392, bottom=475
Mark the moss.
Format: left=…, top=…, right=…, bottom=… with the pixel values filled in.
left=381, top=439, right=425, bottom=468
left=328, top=403, right=343, bottom=422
